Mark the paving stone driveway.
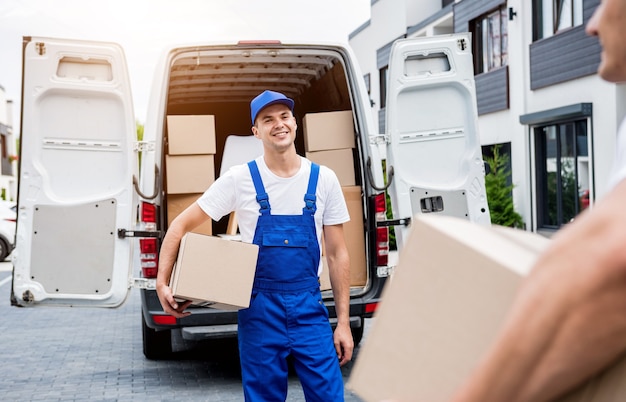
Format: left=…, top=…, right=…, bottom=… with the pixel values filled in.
left=0, top=263, right=367, bottom=401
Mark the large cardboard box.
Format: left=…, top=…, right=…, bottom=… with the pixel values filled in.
left=306, top=148, right=356, bottom=186
left=167, top=115, right=216, bottom=155
left=166, top=193, right=212, bottom=236
left=165, top=154, right=215, bottom=194
left=319, top=186, right=367, bottom=289
left=170, top=232, right=258, bottom=310
left=348, top=215, right=626, bottom=401
left=303, top=110, right=355, bottom=152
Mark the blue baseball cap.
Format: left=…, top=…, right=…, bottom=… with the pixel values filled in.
left=250, top=90, right=294, bottom=125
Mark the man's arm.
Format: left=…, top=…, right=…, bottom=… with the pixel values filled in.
left=156, top=202, right=213, bottom=318
left=451, top=179, right=626, bottom=402
left=323, top=223, right=354, bottom=366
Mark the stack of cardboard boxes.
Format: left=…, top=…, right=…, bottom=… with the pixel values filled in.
left=303, top=110, right=367, bottom=290
left=165, top=115, right=259, bottom=309
left=165, top=115, right=216, bottom=236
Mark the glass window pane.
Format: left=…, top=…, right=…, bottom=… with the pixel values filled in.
left=544, top=126, right=559, bottom=226
left=559, top=123, right=578, bottom=223
left=500, top=7, right=509, bottom=66
left=557, top=0, right=573, bottom=31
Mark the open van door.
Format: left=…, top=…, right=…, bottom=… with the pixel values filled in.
left=384, top=33, right=491, bottom=249
left=12, top=37, right=138, bottom=307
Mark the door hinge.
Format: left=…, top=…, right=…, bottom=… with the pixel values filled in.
left=134, top=141, right=155, bottom=152
left=377, top=217, right=411, bottom=227
left=131, top=278, right=156, bottom=290
left=377, top=265, right=395, bottom=278
left=117, top=229, right=163, bottom=239
left=369, top=134, right=390, bottom=145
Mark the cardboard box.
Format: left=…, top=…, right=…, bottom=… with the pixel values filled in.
left=166, top=193, right=212, bottom=236
left=303, top=110, right=355, bottom=152
left=165, top=154, right=215, bottom=194
left=170, top=232, right=258, bottom=310
left=348, top=215, right=626, bottom=401
left=167, top=115, right=216, bottom=155
left=321, top=186, right=367, bottom=288
left=306, top=148, right=356, bottom=186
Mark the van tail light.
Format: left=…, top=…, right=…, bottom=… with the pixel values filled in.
left=140, top=202, right=159, bottom=278
left=374, top=193, right=389, bottom=266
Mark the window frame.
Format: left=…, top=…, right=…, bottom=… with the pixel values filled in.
left=534, top=0, right=584, bottom=40
left=470, top=4, right=508, bottom=75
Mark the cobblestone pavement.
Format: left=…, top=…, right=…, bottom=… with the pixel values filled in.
left=0, top=262, right=368, bottom=401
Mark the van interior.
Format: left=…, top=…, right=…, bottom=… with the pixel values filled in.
left=159, top=43, right=375, bottom=297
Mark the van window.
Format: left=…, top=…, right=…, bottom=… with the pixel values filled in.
left=56, top=57, right=113, bottom=82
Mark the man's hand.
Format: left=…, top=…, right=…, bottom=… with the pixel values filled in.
left=156, top=283, right=192, bottom=318
left=334, top=323, right=354, bottom=366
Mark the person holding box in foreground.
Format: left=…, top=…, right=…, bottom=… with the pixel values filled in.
left=451, top=1, right=626, bottom=401
left=156, top=90, right=353, bottom=401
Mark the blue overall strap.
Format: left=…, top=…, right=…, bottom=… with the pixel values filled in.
left=247, top=160, right=271, bottom=214
left=303, top=162, right=320, bottom=215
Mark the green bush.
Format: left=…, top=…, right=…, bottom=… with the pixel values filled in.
left=484, top=145, right=524, bottom=228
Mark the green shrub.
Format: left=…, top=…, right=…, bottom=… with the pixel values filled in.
left=485, top=145, right=524, bottom=228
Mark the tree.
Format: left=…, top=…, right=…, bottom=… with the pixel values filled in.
left=484, top=144, right=524, bottom=228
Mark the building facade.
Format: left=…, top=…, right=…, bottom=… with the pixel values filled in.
left=349, top=0, right=626, bottom=235
left=0, top=84, right=17, bottom=202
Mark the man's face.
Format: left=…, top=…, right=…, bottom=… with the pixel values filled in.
left=252, top=104, right=297, bottom=152
left=586, top=0, right=626, bottom=83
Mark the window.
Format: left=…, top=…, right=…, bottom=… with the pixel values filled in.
left=364, top=73, right=371, bottom=95
left=534, top=120, right=589, bottom=229
left=535, top=0, right=583, bottom=40
left=379, top=66, right=388, bottom=109
left=471, top=5, right=508, bottom=75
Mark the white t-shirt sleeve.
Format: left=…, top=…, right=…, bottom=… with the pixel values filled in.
left=196, top=164, right=241, bottom=222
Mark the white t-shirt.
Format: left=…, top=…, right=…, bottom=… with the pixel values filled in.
left=196, top=156, right=350, bottom=274
left=608, top=116, right=626, bottom=189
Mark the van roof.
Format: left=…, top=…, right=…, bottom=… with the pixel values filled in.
left=161, top=41, right=350, bottom=105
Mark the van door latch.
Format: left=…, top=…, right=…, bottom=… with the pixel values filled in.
left=376, top=218, right=411, bottom=227
left=117, top=229, right=163, bottom=239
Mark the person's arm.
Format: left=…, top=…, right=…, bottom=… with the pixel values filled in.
left=451, top=179, right=626, bottom=402
left=323, top=223, right=354, bottom=366
left=156, top=203, right=213, bottom=319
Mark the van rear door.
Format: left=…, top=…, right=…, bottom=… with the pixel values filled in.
left=12, top=37, right=137, bottom=307
left=384, top=33, right=491, bottom=249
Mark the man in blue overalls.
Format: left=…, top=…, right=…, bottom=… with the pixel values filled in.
left=157, top=90, right=354, bottom=401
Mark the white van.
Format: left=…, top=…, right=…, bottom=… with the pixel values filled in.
left=12, top=34, right=490, bottom=358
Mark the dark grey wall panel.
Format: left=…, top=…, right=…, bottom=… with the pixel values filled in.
left=530, top=26, right=601, bottom=90
left=453, top=0, right=505, bottom=33
left=475, top=66, right=509, bottom=115
left=376, top=35, right=405, bottom=69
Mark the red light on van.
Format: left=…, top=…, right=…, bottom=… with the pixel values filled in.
left=140, top=237, right=158, bottom=278
left=152, top=315, right=177, bottom=325
left=365, top=302, right=378, bottom=314
left=141, top=202, right=156, bottom=223
left=140, top=201, right=159, bottom=278
left=374, top=193, right=389, bottom=266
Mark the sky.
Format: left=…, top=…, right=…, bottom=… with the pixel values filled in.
left=0, top=0, right=370, bottom=134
